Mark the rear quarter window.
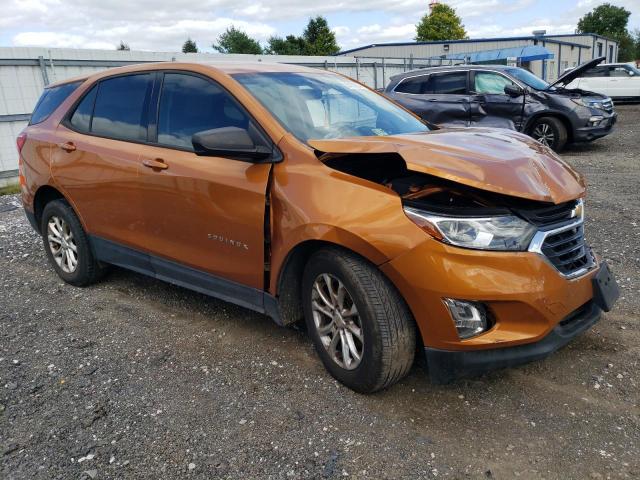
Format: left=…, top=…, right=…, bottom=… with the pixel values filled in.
left=394, top=75, right=428, bottom=94
left=30, top=81, right=81, bottom=125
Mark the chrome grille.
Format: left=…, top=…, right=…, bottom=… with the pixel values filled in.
left=517, top=201, right=577, bottom=226
left=540, top=223, right=594, bottom=276
left=526, top=200, right=595, bottom=278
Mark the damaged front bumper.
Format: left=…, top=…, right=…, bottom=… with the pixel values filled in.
left=574, top=112, right=617, bottom=142
left=425, top=300, right=601, bottom=384
left=380, top=236, right=619, bottom=384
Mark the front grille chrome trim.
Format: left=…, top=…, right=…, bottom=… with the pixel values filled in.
left=528, top=218, right=596, bottom=279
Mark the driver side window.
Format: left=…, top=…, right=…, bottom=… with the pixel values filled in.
left=157, top=73, right=250, bottom=150
left=474, top=72, right=515, bottom=94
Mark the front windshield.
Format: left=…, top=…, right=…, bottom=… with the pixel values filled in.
left=232, top=72, right=429, bottom=142
left=505, top=67, right=550, bottom=90
left=626, top=64, right=640, bottom=75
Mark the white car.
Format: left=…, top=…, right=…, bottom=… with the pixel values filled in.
left=565, top=62, right=640, bottom=101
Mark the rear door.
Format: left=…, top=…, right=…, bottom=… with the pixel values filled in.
left=135, top=71, right=272, bottom=289
left=469, top=70, right=525, bottom=130
left=606, top=65, right=638, bottom=98
left=51, top=73, right=153, bottom=255
left=389, top=71, right=471, bottom=126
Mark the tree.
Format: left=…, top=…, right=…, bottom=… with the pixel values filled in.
left=213, top=26, right=262, bottom=54
left=415, top=4, right=467, bottom=41
left=266, top=35, right=307, bottom=55
left=577, top=3, right=633, bottom=61
left=302, top=16, right=340, bottom=55
left=182, top=38, right=198, bottom=53
left=117, top=41, right=130, bottom=51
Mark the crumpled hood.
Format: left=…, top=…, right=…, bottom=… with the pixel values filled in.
left=308, top=128, right=585, bottom=204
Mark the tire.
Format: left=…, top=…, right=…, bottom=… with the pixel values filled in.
left=529, top=116, right=568, bottom=152
left=302, top=247, right=415, bottom=393
left=40, top=199, right=106, bottom=286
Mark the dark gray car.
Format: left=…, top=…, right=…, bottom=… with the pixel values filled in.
left=384, top=57, right=616, bottom=152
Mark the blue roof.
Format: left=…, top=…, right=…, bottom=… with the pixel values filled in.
left=446, top=45, right=554, bottom=62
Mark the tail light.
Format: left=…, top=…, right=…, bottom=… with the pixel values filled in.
left=16, top=132, right=27, bottom=154
left=16, top=132, right=27, bottom=187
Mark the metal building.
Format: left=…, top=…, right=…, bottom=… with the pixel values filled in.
left=338, top=33, right=619, bottom=83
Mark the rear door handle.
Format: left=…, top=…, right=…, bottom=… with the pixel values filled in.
left=142, top=158, right=168, bottom=170
left=58, top=142, right=76, bottom=152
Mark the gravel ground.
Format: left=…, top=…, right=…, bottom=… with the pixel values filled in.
left=1, top=105, right=639, bottom=480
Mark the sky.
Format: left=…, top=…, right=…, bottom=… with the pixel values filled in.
left=1, top=0, right=639, bottom=53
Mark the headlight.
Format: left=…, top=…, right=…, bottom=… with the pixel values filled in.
left=571, top=97, right=607, bottom=110
left=404, top=207, right=536, bottom=251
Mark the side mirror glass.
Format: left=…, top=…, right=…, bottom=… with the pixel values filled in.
left=504, top=84, right=524, bottom=97
left=192, top=126, right=274, bottom=162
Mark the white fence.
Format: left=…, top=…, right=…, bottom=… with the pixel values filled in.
left=0, top=47, right=462, bottom=182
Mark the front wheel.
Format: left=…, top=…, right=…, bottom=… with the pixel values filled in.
left=529, top=116, right=568, bottom=152
left=302, top=248, right=416, bottom=393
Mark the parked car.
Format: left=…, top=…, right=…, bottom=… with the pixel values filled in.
left=563, top=62, right=640, bottom=101
left=18, top=62, right=618, bottom=392
left=384, top=57, right=616, bottom=152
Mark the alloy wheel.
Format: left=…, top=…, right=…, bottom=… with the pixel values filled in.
left=533, top=122, right=555, bottom=147
left=47, top=216, right=78, bottom=273
left=311, top=273, right=364, bottom=370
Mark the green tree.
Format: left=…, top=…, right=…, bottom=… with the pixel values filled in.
left=577, top=3, right=633, bottom=61
left=266, top=35, right=307, bottom=55
left=182, top=38, right=198, bottom=53
left=117, top=40, right=130, bottom=51
left=302, top=16, right=340, bottom=55
left=416, top=4, right=467, bottom=41
left=634, top=29, right=640, bottom=61
left=213, top=26, right=262, bottom=54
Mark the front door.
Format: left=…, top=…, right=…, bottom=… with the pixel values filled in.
left=469, top=71, right=525, bottom=130
left=136, top=72, right=272, bottom=289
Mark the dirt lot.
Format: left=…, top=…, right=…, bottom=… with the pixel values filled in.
left=1, top=105, right=639, bottom=480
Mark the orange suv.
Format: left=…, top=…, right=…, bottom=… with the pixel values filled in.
left=18, top=62, right=619, bottom=392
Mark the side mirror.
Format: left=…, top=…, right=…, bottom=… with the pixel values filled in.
left=504, top=84, right=524, bottom=97
left=192, top=126, right=274, bottom=162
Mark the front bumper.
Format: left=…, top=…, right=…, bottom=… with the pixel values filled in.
left=574, top=112, right=617, bottom=142
left=425, top=301, right=601, bottom=384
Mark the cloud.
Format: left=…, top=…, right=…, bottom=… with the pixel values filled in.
left=3, top=0, right=638, bottom=53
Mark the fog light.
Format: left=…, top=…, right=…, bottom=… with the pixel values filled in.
left=443, top=298, right=489, bottom=339
left=588, top=115, right=603, bottom=127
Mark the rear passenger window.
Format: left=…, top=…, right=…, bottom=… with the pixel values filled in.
left=91, top=74, right=153, bottom=142
left=30, top=81, right=81, bottom=125
left=157, top=73, right=250, bottom=150
left=430, top=72, right=468, bottom=94
left=69, top=85, right=97, bottom=133
left=395, top=72, right=467, bottom=95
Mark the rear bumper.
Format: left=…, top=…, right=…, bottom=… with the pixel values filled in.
left=425, top=301, right=601, bottom=384
left=573, top=113, right=617, bottom=142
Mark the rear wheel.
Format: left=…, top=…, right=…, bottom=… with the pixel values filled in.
left=41, top=200, right=106, bottom=286
left=302, top=247, right=415, bottom=393
left=530, top=116, right=568, bottom=152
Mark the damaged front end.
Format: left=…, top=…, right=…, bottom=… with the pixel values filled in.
left=317, top=145, right=594, bottom=277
